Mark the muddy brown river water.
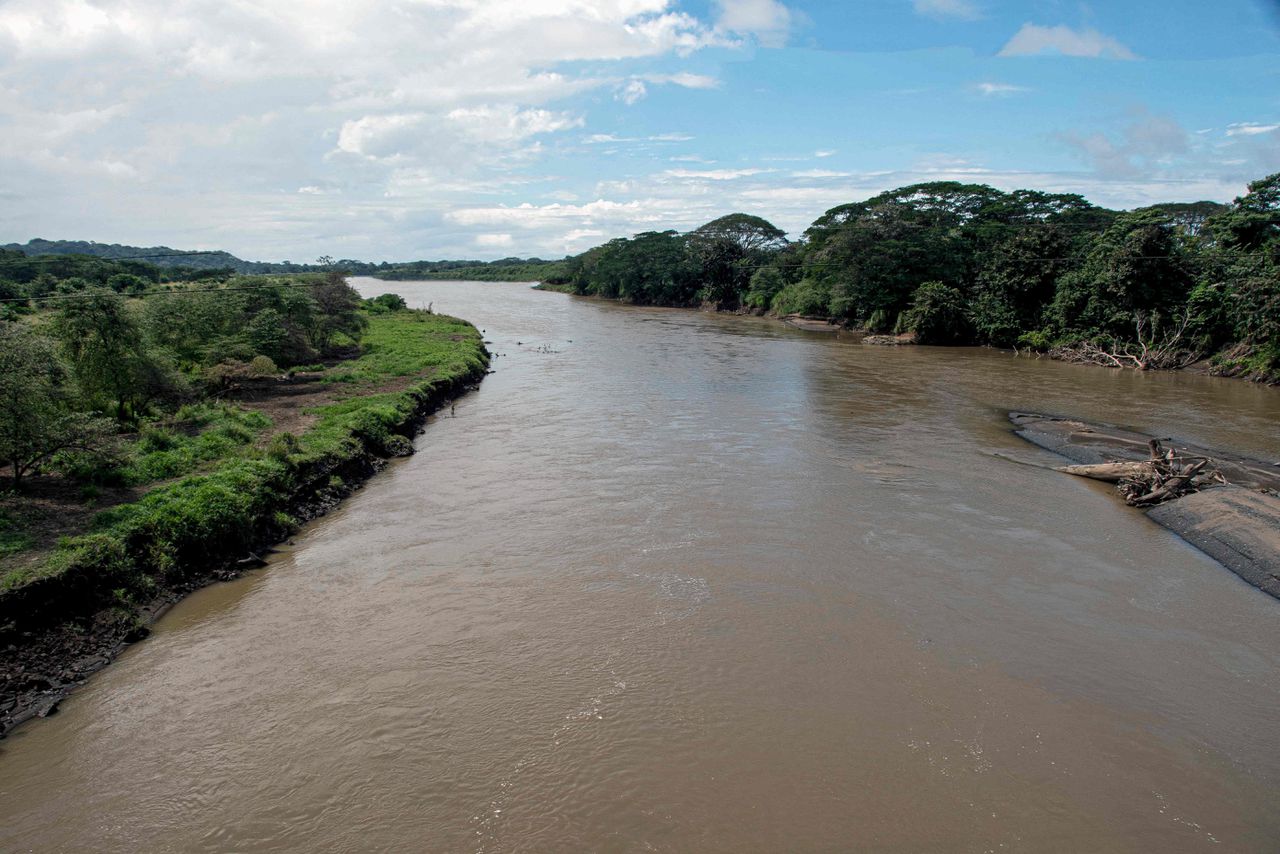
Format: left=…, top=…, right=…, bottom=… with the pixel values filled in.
left=2, top=279, right=1279, bottom=852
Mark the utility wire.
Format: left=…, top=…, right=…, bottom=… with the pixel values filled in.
left=0, top=278, right=335, bottom=305
left=0, top=251, right=230, bottom=264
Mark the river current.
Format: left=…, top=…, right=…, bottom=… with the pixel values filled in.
left=1, top=279, right=1278, bottom=852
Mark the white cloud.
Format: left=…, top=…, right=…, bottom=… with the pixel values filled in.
left=1226, top=122, right=1280, bottom=137
left=0, top=0, right=735, bottom=258
left=975, top=81, right=1030, bottom=97
left=474, top=233, right=514, bottom=247
left=791, top=169, right=851, bottom=178
left=999, top=24, right=1138, bottom=60
left=582, top=132, right=694, bottom=145
left=814, top=149, right=837, bottom=158
left=447, top=199, right=671, bottom=229
left=610, top=71, right=719, bottom=105
left=616, top=80, right=648, bottom=105
left=714, top=0, right=794, bottom=48
left=664, top=168, right=773, bottom=180
left=1057, top=109, right=1189, bottom=178
left=912, top=0, right=981, bottom=21
left=641, top=72, right=720, bottom=89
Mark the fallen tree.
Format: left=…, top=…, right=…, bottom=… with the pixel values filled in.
left=1058, top=438, right=1227, bottom=507
left=1050, top=310, right=1204, bottom=372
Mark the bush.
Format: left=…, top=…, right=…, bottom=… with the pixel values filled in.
left=770, top=279, right=831, bottom=317
left=266, top=433, right=300, bottom=463
left=901, top=281, right=971, bottom=344
left=365, top=293, right=408, bottom=313
left=866, top=308, right=893, bottom=333
left=137, top=425, right=178, bottom=453
left=1015, top=329, right=1053, bottom=351
left=248, top=355, right=279, bottom=377
left=744, top=267, right=785, bottom=310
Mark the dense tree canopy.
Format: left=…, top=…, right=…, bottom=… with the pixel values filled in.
left=550, top=172, right=1279, bottom=380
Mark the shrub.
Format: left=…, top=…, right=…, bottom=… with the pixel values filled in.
left=1016, top=329, right=1054, bottom=351
left=365, top=293, right=408, bottom=313
left=770, top=279, right=830, bottom=317
left=900, top=281, right=971, bottom=344
left=249, top=355, right=280, bottom=377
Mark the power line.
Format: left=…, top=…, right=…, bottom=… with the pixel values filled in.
left=0, top=278, right=333, bottom=305
left=0, top=251, right=230, bottom=264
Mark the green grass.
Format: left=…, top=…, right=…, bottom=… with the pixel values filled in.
left=325, top=310, right=484, bottom=384
left=0, top=309, right=486, bottom=600
left=0, top=508, right=34, bottom=558
left=122, top=404, right=272, bottom=485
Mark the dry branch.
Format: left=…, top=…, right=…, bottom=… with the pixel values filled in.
left=1050, top=309, right=1204, bottom=372
left=1056, top=437, right=1228, bottom=507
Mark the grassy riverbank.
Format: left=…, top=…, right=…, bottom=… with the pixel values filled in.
left=0, top=308, right=487, bottom=733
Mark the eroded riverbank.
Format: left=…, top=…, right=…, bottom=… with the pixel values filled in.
left=0, top=310, right=488, bottom=737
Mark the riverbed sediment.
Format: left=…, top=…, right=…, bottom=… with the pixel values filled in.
left=1011, top=412, right=1280, bottom=599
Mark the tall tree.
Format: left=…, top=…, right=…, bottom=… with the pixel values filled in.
left=53, top=288, right=175, bottom=420
left=0, top=323, right=117, bottom=488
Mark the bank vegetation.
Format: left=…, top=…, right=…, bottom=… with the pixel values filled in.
left=0, top=264, right=487, bottom=732
left=538, top=172, right=1280, bottom=383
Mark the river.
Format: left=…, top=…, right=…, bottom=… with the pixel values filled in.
left=1, top=279, right=1278, bottom=852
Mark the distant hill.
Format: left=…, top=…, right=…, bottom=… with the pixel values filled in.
left=1, top=239, right=564, bottom=281
left=1, top=239, right=311, bottom=274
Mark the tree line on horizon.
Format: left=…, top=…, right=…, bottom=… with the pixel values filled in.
left=543, top=173, right=1279, bottom=380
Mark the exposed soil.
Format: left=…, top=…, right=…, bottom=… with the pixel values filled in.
left=226, top=374, right=335, bottom=439
left=228, top=369, right=443, bottom=442
left=782, top=315, right=840, bottom=333
left=1, top=481, right=146, bottom=579
left=0, top=368, right=418, bottom=578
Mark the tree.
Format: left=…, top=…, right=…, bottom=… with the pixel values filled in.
left=686, top=214, right=788, bottom=310
left=53, top=288, right=177, bottom=420
left=1046, top=210, right=1192, bottom=339
left=970, top=226, right=1078, bottom=346
left=1209, top=172, right=1280, bottom=250
left=689, top=213, right=787, bottom=253
left=901, top=281, right=971, bottom=344
left=308, top=272, right=366, bottom=350
left=246, top=307, right=290, bottom=363
left=0, top=323, right=119, bottom=489
left=107, top=273, right=151, bottom=295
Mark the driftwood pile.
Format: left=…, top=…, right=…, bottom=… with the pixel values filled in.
left=1058, top=439, right=1227, bottom=507
left=1049, top=310, right=1203, bottom=372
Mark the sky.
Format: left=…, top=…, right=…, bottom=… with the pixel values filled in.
left=1, top=0, right=1278, bottom=262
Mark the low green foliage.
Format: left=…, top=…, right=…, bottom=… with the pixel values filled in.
left=901, top=281, right=971, bottom=344
left=0, top=507, right=34, bottom=558
left=770, top=279, right=830, bottom=317
left=0, top=309, right=486, bottom=601
left=121, top=404, right=271, bottom=485
left=363, top=293, right=408, bottom=313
